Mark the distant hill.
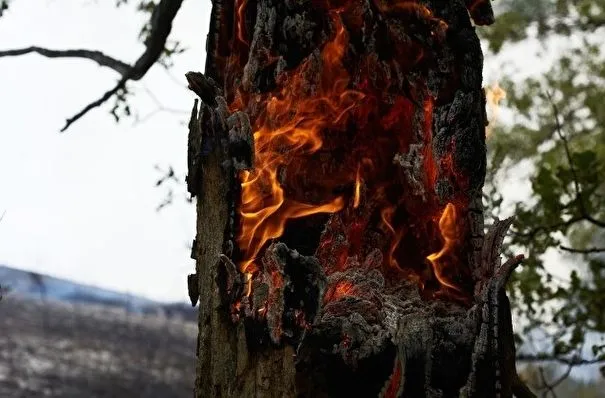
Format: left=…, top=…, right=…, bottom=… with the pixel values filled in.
left=0, top=265, right=196, bottom=321
left=0, top=295, right=196, bottom=397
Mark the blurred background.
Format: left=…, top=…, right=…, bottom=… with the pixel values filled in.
left=0, top=0, right=604, bottom=396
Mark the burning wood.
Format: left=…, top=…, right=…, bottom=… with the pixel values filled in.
left=188, top=1, right=533, bottom=397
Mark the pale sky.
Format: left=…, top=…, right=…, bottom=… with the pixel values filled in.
left=0, top=1, right=561, bottom=303
left=0, top=0, right=210, bottom=302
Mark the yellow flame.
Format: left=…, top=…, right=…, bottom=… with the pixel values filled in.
left=354, top=164, right=361, bottom=209
left=485, top=82, right=506, bottom=138
left=426, top=203, right=462, bottom=292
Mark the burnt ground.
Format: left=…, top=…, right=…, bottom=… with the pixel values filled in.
left=0, top=296, right=197, bottom=397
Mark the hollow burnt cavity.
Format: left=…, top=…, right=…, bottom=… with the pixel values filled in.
left=189, top=0, right=528, bottom=397
left=228, top=0, right=483, bottom=304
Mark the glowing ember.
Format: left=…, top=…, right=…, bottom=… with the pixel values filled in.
left=485, top=82, right=506, bottom=137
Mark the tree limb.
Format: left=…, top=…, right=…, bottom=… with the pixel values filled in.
left=61, top=77, right=128, bottom=132
left=0, top=0, right=184, bottom=131
left=514, top=217, right=583, bottom=240
left=559, top=245, right=605, bottom=254
left=0, top=47, right=132, bottom=76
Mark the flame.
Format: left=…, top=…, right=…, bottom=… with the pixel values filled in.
left=236, top=0, right=248, bottom=45
left=353, top=164, right=362, bottom=209
left=373, top=0, right=433, bottom=16
left=485, top=82, right=506, bottom=137
left=237, top=14, right=361, bottom=274
left=227, top=1, right=471, bottom=302
left=426, top=203, right=462, bottom=292
left=381, top=206, right=403, bottom=269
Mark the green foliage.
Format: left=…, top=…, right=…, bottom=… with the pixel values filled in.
left=483, top=0, right=605, bottom=367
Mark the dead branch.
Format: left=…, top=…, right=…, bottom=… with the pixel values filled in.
left=0, top=0, right=184, bottom=132
left=0, top=47, right=132, bottom=75
left=559, top=245, right=605, bottom=254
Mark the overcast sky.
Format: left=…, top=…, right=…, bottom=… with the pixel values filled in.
left=0, top=0, right=210, bottom=302
left=0, top=1, right=561, bottom=304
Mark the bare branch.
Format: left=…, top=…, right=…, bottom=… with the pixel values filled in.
left=0, top=47, right=131, bottom=76
left=559, top=245, right=605, bottom=254
left=514, top=217, right=583, bottom=240
left=60, top=77, right=128, bottom=132
left=0, top=0, right=184, bottom=131
left=538, top=361, right=573, bottom=398
left=516, top=354, right=605, bottom=366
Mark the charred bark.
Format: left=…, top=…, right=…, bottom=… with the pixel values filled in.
left=187, top=1, right=531, bottom=397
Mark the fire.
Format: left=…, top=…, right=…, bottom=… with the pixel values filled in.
left=235, top=0, right=248, bottom=45
left=236, top=14, right=358, bottom=274
left=226, top=1, right=472, bottom=302
left=426, top=203, right=463, bottom=293
left=485, top=82, right=506, bottom=137
left=381, top=206, right=403, bottom=269
left=353, top=164, right=362, bottom=209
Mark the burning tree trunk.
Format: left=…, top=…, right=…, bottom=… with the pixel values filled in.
left=187, top=1, right=531, bottom=397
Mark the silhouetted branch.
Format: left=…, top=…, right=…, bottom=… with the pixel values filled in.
left=559, top=245, right=605, bottom=254
left=0, top=47, right=131, bottom=75
left=61, top=77, right=129, bottom=132
left=516, top=354, right=605, bottom=366
left=538, top=362, right=573, bottom=398
left=514, top=217, right=583, bottom=239
left=0, top=0, right=184, bottom=132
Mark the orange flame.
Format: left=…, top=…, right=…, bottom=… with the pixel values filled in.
left=237, top=14, right=361, bottom=274
left=353, top=164, right=362, bottom=209
left=228, top=1, right=470, bottom=301
left=426, top=203, right=462, bottom=292
left=373, top=0, right=433, bottom=16
left=235, top=0, right=248, bottom=45
left=485, top=82, right=506, bottom=138
left=381, top=206, right=403, bottom=269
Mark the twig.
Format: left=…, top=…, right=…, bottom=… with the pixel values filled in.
left=559, top=245, right=605, bottom=254
left=514, top=217, right=583, bottom=239
left=61, top=77, right=128, bottom=132
left=516, top=354, right=605, bottom=366
left=132, top=86, right=188, bottom=125
left=0, top=0, right=184, bottom=132
left=537, top=361, right=573, bottom=398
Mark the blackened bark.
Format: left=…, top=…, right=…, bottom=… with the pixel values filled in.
left=187, top=1, right=528, bottom=397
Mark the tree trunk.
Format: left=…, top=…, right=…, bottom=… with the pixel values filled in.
left=187, top=1, right=529, bottom=397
